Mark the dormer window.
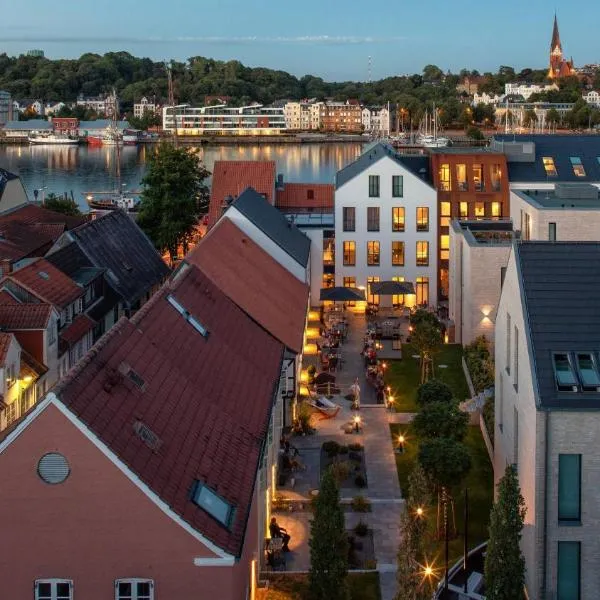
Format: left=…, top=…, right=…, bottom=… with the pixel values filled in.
left=542, top=157, right=558, bottom=177
left=570, top=157, right=586, bottom=177
left=192, top=481, right=235, bottom=528
left=575, top=353, right=600, bottom=391
left=553, top=353, right=578, bottom=391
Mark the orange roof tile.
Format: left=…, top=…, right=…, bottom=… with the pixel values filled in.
left=0, top=332, right=13, bottom=366
left=208, top=161, right=276, bottom=228
left=59, top=313, right=96, bottom=345
left=0, top=303, right=53, bottom=330
left=275, top=183, right=334, bottom=212
left=186, top=217, right=308, bottom=352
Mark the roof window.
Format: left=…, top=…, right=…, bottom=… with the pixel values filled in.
left=133, top=420, right=162, bottom=452
left=118, top=361, right=146, bottom=390
left=553, top=353, right=578, bottom=392
left=570, top=157, right=586, bottom=177
left=167, top=294, right=209, bottom=338
left=38, top=271, right=50, bottom=280
left=192, top=481, right=235, bottom=528
left=542, top=157, right=558, bottom=177
left=575, top=353, right=600, bottom=391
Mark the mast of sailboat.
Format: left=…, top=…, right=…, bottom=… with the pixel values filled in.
left=113, top=89, right=122, bottom=196
left=167, top=61, right=178, bottom=147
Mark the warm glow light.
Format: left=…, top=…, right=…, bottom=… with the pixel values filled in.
left=387, top=386, right=391, bottom=393
left=22, top=375, right=33, bottom=384
left=303, top=343, right=318, bottom=355
left=265, top=489, right=271, bottom=538
left=271, top=464, right=277, bottom=501
left=300, top=371, right=309, bottom=384
left=408, top=325, right=413, bottom=332
left=480, top=305, right=493, bottom=317
left=444, top=332, right=449, bottom=344
left=382, top=362, right=387, bottom=369
left=424, top=566, right=433, bottom=577
left=416, top=507, right=424, bottom=517
left=250, top=559, right=257, bottom=600
left=308, top=310, right=320, bottom=321
left=305, top=327, right=320, bottom=339
left=354, top=415, right=361, bottom=424
left=398, top=435, right=405, bottom=444
left=299, top=385, right=310, bottom=396
left=388, top=396, right=394, bottom=403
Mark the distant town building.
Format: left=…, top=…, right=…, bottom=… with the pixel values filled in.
left=283, top=100, right=322, bottom=130
left=504, top=82, right=559, bottom=100
left=44, top=101, right=66, bottom=116
left=583, top=90, right=600, bottom=108
left=472, top=92, right=504, bottom=106
left=456, top=76, right=487, bottom=96
left=494, top=102, right=575, bottom=128
left=162, top=104, right=286, bottom=136
left=51, top=117, right=79, bottom=136
left=204, top=95, right=231, bottom=105
left=2, top=120, right=52, bottom=139
left=362, top=105, right=396, bottom=137
left=13, top=99, right=44, bottom=116
left=0, top=90, right=11, bottom=125
left=548, top=14, right=575, bottom=79
left=133, top=96, right=158, bottom=118
left=76, top=91, right=119, bottom=118
left=319, top=101, right=362, bottom=133
left=26, top=49, right=44, bottom=58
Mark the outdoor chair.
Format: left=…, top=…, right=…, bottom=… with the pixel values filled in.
left=306, top=396, right=341, bottom=420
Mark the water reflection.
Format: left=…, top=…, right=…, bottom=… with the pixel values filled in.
left=0, top=142, right=363, bottom=210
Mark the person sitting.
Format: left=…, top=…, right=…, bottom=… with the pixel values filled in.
left=270, top=517, right=291, bottom=551
left=282, top=452, right=305, bottom=472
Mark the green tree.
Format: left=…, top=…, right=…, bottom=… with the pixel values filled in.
left=416, top=379, right=453, bottom=407
left=546, top=107, right=560, bottom=127
left=137, top=142, right=210, bottom=261
left=466, top=125, right=484, bottom=140
left=43, top=193, right=82, bottom=216
left=485, top=465, right=526, bottom=600
left=523, top=109, right=537, bottom=128
left=411, top=321, right=442, bottom=383
left=309, top=469, right=348, bottom=600
left=412, top=401, right=469, bottom=441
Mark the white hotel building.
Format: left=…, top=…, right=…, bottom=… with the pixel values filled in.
left=162, top=103, right=286, bottom=136
left=335, top=143, right=438, bottom=308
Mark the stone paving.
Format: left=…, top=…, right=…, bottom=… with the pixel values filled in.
left=266, top=311, right=409, bottom=599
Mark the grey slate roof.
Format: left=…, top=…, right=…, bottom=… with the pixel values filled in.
left=335, top=142, right=432, bottom=189
left=232, top=187, right=311, bottom=268
left=517, top=241, right=600, bottom=409
left=3, top=120, right=51, bottom=130
left=58, top=210, right=170, bottom=307
left=79, top=120, right=130, bottom=131
left=494, top=134, right=600, bottom=183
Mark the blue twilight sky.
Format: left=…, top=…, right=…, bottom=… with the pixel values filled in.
left=0, top=0, right=598, bottom=81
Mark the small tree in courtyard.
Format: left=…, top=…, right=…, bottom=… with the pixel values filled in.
left=412, top=321, right=442, bottom=383
left=416, top=379, right=454, bottom=407
left=485, top=465, right=526, bottom=600
left=412, top=400, right=469, bottom=442
left=309, top=468, right=348, bottom=600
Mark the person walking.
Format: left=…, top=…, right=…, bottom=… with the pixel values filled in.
left=350, top=377, right=361, bottom=410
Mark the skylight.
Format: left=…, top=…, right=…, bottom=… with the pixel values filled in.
left=133, top=421, right=162, bottom=451
left=542, top=157, right=558, bottom=177
left=553, top=353, right=578, bottom=391
left=570, top=157, right=586, bottom=177
left=166, top=294, right=209, bottom=338
left=192, top=482, right=234, bottom=527
left=38, top=271, right=50, bottom=280
left=575, top=353, right=600, bottom=391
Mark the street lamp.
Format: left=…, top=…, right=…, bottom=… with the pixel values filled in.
left=353, top=414, right=361, bottom=433
left=397, top=434, right=405, bottom=454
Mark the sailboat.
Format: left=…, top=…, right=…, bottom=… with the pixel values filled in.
left=417, top=104, right=450, bottom=148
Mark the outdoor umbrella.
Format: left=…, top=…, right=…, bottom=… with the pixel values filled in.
left=320, top=286, right=366, bottom=302
left=369, top=280, right=416, bottom=296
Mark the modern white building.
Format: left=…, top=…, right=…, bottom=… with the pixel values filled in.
left=133, top=96, right=158, bottom=118
left=495, top=241, right=600, bottom=600
left=0, top=91, right=12, bottom=125
left=583, top=90, right=600, bottom=108
left=335, top=143, right=438, bottom=308
left=504, top=82, right=559, bottom=100
left=283, top=100, right=322, bottom=130
left=472, top=92, right=504, bottom=106
left=163, top=103, right=286, bottom=136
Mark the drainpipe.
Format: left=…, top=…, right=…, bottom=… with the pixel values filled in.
left=541, top=410, right=550, bottom=599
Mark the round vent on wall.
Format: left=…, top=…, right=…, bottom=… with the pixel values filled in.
left=37, top=452, right=70, bottom=484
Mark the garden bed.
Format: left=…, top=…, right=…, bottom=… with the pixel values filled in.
left=320, top=441, right=368, bottom=490
left=347, top=525, right=376, bottom=570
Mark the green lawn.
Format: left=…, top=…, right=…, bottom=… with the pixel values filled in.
left=390, top=424, right=494, bottom=570
left=258, top=572, right=381, bottom=600
left=386, top=344, right=471, bottom=412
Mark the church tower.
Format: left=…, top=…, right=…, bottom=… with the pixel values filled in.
left=548, top=14, right=575, bottom=79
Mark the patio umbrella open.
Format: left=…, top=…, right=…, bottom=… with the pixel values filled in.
left=320, top=286, right=366, bottom=302
left=369, top=280, right=416, bottom=296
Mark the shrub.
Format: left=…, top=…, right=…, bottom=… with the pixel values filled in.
left=295, top=402, right=314, bottom=435
left=350, top=495, right=371, bottom=512
left=416, top=379, right=454, bottom=407
left=354, top=521, right=368, bottom=537
left=464, top=335, right=495, bottom=394
left=329, top=461, right=351, bottom=485
left=339, top=445, right=349, bottom=455
left=323, top=440, right=341, bottom=456
left=355, top=474, right=367, bottom=488
left=348, top=451, right=362, bottom=462
left=483, top=396, right=495, bottom=445
left=467, top=125, right=484, bottom=140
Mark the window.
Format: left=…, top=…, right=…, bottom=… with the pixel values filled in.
left=116, top=580, right=154, bottom=600
left=367, top=241, right=380, bottom=266
left=368, top=175, right=380, bottom=197
left=506, top=314, right=511, bottom=374
left=498, top=372, right=504, bottom=433
left=473, top=164, right=484, bottom=191
left=167, top=294, right=209, bottom=338
left=48, top=321, right=57, bottom=346
left=343, top=276, right=357, bottom=307
left=392, top=207, right=405, bottom=232
left=415, top=276, right=429, bottom=306
left=416, top=207, right=429, bottom=232
left=6, top=363, right=15, bottom=388
left=392, top=175, right=403, bottom=197
left=521, top=210, right=532, bottom=240
left=545, top=221, right=557, bottom=242
left=513, top=406, right=519, bottom=467
left=343, top=207, right=355, bottom=231
left=439, top=164, right=451, bottom=191
left=322, top=273, right=334, bottom=288
left=558, top=454, right=581, bottom=523
left=491, top=164, right=502, bottom=191
left=459, top=202, right=468, bottom=219
left=35, top=580, right=72, bottom=600
left=440, top=202, right=451, bottom=227
left=570, top=157, right=586, bottom=177
left=575, top=353, right=600, bottom=390
left=440, top=235, right=449, bottom=261
left=513, top=326, right=519, bottom=390
left=392, top=276, right=405, bottom=307
left=553, top=353, right=578, bottom=391
left=307, top=189, right=314, bottom=200
left=456, top=164, right=468, bottom=191
left=543, top=156, right=558, bottom=177
left=192, top=482, right=235, bottom=527
left=557, top=542, right=580, bottom=600
left=367, top=207, right=380, bottom=231
left=474, top=202, right=485, bottom=218
left=367, top=276, right=380, bottom=305
left=343, top=241, right=356, bottom=266
left=392, top=241, right=405, bottom=266
left=491, top=202, right=501, bottom=218
left=323, top=239, right=335, bottom=266
left=416, top=242, right=429, bottom=266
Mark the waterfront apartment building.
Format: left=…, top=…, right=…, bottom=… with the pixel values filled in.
left=494, top=102, right=574, bottom=127
left=320, top=101, right=362, bottom=133
left=494, top=242, right=600, bottom=600
left=283, top=100, right=322, bottom=130
left=0, top=90, right=12, bottom=125
left=504, top=82, right=558, bottom=100
left=133, top=96, right=158, bottom=118
left=429, top=149, right=509, bottom=299
left=362, top=105, right=396, bottom=137
left=76, top=92, right=119, bottom=118
left=335, top=143, right=438, bottom=308
left=162, top=104, right=286, bottom=136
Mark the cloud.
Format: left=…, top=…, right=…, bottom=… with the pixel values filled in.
left=0, top=34, right=406, bottom=46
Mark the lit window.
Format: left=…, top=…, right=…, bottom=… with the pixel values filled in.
left=416, top=241, right=429, bottom=266
left=491, top=202, right=501, bottom=218
left=473, top=164, right=484, bottom=191
left=440, top=202, right=451, bottom=227
left=392, top=275, right=405, bottom=306
left=440, top=235, right=449, bottom=261
left=323, top=239, right=335, bottom=266
left=343, top=207, right=355, bottom=232
left=542, top=157, right=558, bottom=177
left=491, top=164, right=502, bottom=191
left=35, top=580, right=72, bottom=600
left=474, top=202, right=485, bottom=218
left=460, top=202, right=468, bottom=219
left=439, top=164, right=451, bottom=191
left=549, top=222, right=557, bottom=241
left=553, top=353, right=578, bottom=391
left=575, top=353, right=600, bottom=390
left=392, top=241, right=404, bottom=266
left=392, top=207, right=405, bottom=232
left=192, top=482, right=235, bottom=527
left=116, top=579, right=154, bottom=600
left=367, top=207, right=380, bottom=231
left=343, top=241, right=356, bottom=266
left=367, top=276, right=380, bottom=305
left=456, top=164, right=468, bottom=191
left=570, top=157, right=586, bottom=177
left=367, top=241, right=380, bottom=266
left=392, top=175, right=403, bottom=197
left=322, top=273, right=334, bottom=288
left=416, top=276, right=429, bottom=306
left=416, top=207, right=429, bottom=232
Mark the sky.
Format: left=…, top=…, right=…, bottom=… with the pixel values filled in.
left=0, top=0, right=598, bottom=81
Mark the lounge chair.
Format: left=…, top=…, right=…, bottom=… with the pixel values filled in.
left=306, top=396, right=341, bottom=420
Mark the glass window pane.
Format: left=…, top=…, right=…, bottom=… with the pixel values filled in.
left=475, top=202, right=485, bottom=218
left=473, top=164, right=484, bottom=191
left=491, top=202, right=501, bottom=218
left=456, top=164, right=468, bottom=190
left=392, top=207, right=405, bottom=232
left=543, top=157, right=558, bottom=176
left=416, top=207, right=429, bottom=232
left=570, top=157, right=586, bottom=177
left=576, top=353, right=600, bottom=387
left=37, top=583, right=52, bottom=599
left=557, top=542, right=580, bottom=600
left=392, top=175, right=403, bottom=197
left=554, top=354, right=578, bottom=387
left=56, top=583, right=71, bottom=600
left=392, top=241, right=404, bottom=266
left=137, top=581, right=152, bottom=598
left=558, top=454, right=581, bottom=522
left=343, top=207, right=355, bottom=232
left=460, top=202, right=468, bottom=218
left=416, top=242, right=429, bottom=266
left=369, top=175, right=380, bottom=197
left=367, top=207, right=380, bottom=231
left=439, top=164, right=451, bottom=191
left=367, top=241, right=380, bottom=266
left=343, top=242, right=356, bottom=266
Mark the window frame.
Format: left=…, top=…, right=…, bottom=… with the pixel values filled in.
left=367, top=241, right=380, bottom=266
left=439, top=163, right=451, bottom=191
left=549, top=222, right=557, bottom=241
left=368, top=174, right=380, bottom=197
left=570, top=156, right=586, bottom=177
left=115, top=579, right=155, bottom=600
left=392, top=207, right=405, bottom=232
left=456, top=163, right=468, bottom=191
left=392, top=175, right=403, bottom=197
left=416, top=207, right=429, bottom=232
left=473, top=164, right=484, bottom=191
left=416, top=241, right=429, bottom=267
left=391, top=241, right=405, bottom=266
left=557, top=541, right=581, bottom=600
left=342, top=207, right=355, bottom=232
left=575, top=352, right=600, bottom=391
left=35, top=579, right=73, bottom=600
left=553, top=352, right=579, bottom=392
left=542, top=156, right=558, bottom=177
left=558, top=454, right=581, bottom=524
left=367, top=206, right=380, bottom=232
left=343, top=241, right=356, bottom=266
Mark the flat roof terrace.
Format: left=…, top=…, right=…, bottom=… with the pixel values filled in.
left=515, top=183, right=600, bottom=209
left=451, top=219, right=516, bottom=246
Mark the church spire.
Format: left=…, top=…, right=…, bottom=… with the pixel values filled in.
left=551, top=13, right=562, bottom=51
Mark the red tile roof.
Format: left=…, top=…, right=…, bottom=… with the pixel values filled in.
left=275, top=183, right=335, bottom=212
left=5, top=258, right=83, bottom=308
left=0, top=332, right=13, bottom=366
left=59, top=313, right=95, bottom=345
left=0, top=222, right=57, bottom=262
left=0, top=303, right=53, bottom=330
left=208, top=161, right=276, bottom=228
left=55, top=263, right=284, bottom=557
left=186, top=217, right=308, bottom=352
left=0, top=203, right=87, bottom=229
